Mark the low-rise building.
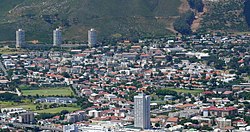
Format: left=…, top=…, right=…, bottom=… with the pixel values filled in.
left=35, top=97, right=77, bottom=104
left=203, top=106, right=238, bottom=117
left=18, top=112, right=34, bottom=124
left=66, top=111, right=86, bottom=123
left=215, top=117, right=232, bottom=130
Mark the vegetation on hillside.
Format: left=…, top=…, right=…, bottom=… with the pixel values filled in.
left=199, top=0, right=249, bottom=32
left=244, top=0, right=250, bottom=27
left=0, top=0, right=250, bottom=40
left=173, top=11, right=195, bottom=35
left=0, top=92, right=21, bottom=102
left=188, top=0, right=204, bottom=12
left=0, top=0, right=182, bottom=43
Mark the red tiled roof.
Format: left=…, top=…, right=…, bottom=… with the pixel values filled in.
left=203, top=106, right=237, bottom=111
left=167, top=117, right=178, bottom=122
left=223, top=91, right=233, bottom=95
left=202, top=91, right=214, bottom=95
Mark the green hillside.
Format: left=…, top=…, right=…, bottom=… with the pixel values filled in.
left=0, top=0, right=182, bottom=43
left=199, top=0, right=249, bottom=33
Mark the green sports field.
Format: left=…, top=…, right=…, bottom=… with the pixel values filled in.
left=167, top=88, right=203, bottom=95
left=35, top=107, right=80, bottom=114
left=21, top=87, right=74, bottom=96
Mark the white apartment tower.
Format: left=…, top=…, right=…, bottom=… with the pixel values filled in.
left=53, top=28, right=62, bottom=46
left=88, top=28, right=97, bottom=47
left=16, top=29, right=25, bottom=48
left=134, top=93, right=151, bottom=129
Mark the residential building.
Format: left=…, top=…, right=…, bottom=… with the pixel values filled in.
left=35, top=97, right=77, bottom=104
left=18, top=112, right=34, bottom=124
left=63, top=124, right=78, bottom=132
left=134, top=93, right=151, bottom=129
left=66, top=111, right=86, bottom=123
left=53, top=28, right=62, bottom=46
left=215, top=117, right=232, bottom=130
left=16, top=29, right=25, bottom=48
left=203, top=106, right=238, bottom=117
left=88, top=28, right=97, bottom=47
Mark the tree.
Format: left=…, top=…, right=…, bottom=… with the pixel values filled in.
left=244, top=1, right=250, bottom=27
left=62, top=72, right=71, bottom=78
left=60, top=110, right=69, bottom=115
left=36, top=105, right=41, bottom=110
left=188, top=0, right=204, bottom=12
left=173, top=11, right=195, bottom=35
left=43, top=104, right=48, bottom=109
left=155, top=123, right=160, bottom=127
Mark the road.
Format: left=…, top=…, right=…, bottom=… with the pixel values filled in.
left=72, top=84, right=82, bottom=97
left=0, top=120, right=62, bottom=131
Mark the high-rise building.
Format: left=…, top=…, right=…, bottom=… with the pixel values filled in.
left=134, top=93, right=151, bottom=129
left=53, top=28, right=62, bottom=46
left=16, top=29, right=25, bottom=48
left=88, top=28, right=97, bottom=47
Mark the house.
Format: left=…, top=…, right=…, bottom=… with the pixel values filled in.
left=233, top=119, right=248, bottom=127
left=166, top=117, right=179, bottom=126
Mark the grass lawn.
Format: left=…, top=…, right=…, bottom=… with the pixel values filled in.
left=35, top=107, right=80, bottom=114
left=21, top=87, right=74, bottom=96
left=0, top=48, right=25, bottom=54
left=167, top=88, right=203, bottom=95
left=0, top=101, right=19, bottom=108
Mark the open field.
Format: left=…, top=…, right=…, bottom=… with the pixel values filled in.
left=167, top=88, right=203, bottom=95
left=0, top=48, right=25, bottom=54
left=17, top=104, right=80, bottom=113
left=0, top=101, right=19, bottom=108
left=1, top=101, right=80, bottom=114
left=21, top=87, right=74, bottom=96
left=35, top=107, right=80, bottom=114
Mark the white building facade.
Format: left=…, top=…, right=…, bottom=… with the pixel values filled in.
left=16, top=29, right=25, bottom=48
left=134, top=93, right=151, bottom=129
left=53, top=28, right=62, bottom=46
left=88, top=28, right=97, bottom=47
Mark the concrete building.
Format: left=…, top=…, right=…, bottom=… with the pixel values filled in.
left=216, top=117, right=232, bottom=130
left=16, top=29, right=25, bottom=48
left=134, top=93, right=151, bottom=129
left=67, top=111, right=86, bottom=123
left=35, top=97, right=77, bottom=104
left=63, top=124, right=78, bottom=132
left=88, top=110, right=101, bottom=118
left=18, top=112, right=34, bottom=124
left=53, top=28, right=62, bottom=46
left=88, top=28, right=97, bottom=47
left=203, top=106, right=238, bottom=117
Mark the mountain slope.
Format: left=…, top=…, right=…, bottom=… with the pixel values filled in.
left=0, top=0, right=182, bottom=43
left=199, top=0, right=249, bottom=33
